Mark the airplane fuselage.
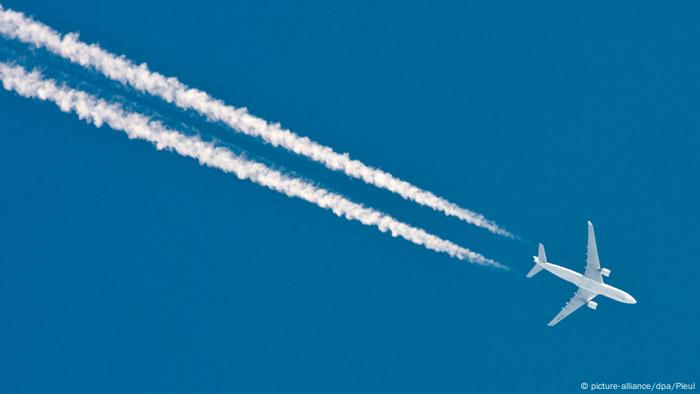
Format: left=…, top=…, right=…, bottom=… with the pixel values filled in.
left=536, top=259, right=636, bottom=304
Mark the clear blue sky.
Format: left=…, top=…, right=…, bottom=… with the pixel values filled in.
left=1, top=1, right=698, bottom=393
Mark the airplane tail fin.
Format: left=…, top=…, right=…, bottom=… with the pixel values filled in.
left=537, top=243, right=547, bottom=262
left=526, top=243, right=547, bottom=278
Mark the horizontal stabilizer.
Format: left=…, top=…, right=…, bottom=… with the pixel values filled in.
left=527, top=243, right=546, bottom=278
left=527, top=263, right=543, bottom=278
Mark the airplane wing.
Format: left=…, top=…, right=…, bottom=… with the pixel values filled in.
left=548, top=288, right=596, bottom=326
left=584, top=221, right=603, bottom=283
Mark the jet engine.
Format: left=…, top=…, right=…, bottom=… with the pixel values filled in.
left=600, top=268, right=611, bottom=277
left=587, top=301, right=598, bottom=310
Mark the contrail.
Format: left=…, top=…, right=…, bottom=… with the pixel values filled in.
left=0, top=5, right=512, bottom=237
left=0, top=63, right=504, bottom=268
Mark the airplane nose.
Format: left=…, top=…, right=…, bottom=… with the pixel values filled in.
left=628, top=295, right=637, bottom=304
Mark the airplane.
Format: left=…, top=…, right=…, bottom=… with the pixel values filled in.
left=527, top=221, right=636, bottom=326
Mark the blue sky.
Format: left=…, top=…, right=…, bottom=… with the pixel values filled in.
left=0, top=1, right=698, bottom=393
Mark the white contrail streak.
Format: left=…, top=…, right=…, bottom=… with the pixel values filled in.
left=0, top=5, right=511, bottom=237
left=0, top=63, right=504, bottom=268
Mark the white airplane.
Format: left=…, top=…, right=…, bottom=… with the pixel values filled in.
left=527, top=221, right=636, bottom=326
